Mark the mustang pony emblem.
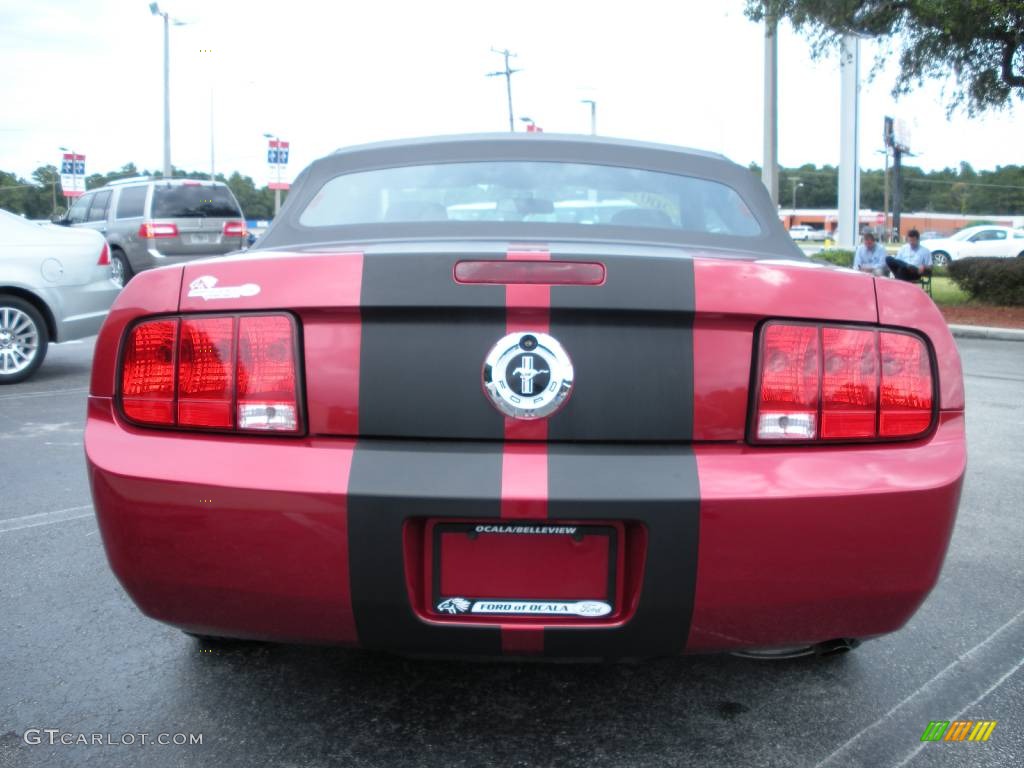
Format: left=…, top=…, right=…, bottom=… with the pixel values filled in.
left=511, top=355, right=549, bottom=395
left=483, top=332, right=573, bottom=420
left=187, top=275, right=261, bottom=301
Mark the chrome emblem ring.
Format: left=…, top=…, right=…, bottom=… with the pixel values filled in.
left=483, top=331, right=574, bottom=420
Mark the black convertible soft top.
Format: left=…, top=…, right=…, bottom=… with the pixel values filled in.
left=255, top=133, right=802, bottom=258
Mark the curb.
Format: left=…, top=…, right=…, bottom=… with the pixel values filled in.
left=948, top=324, right=1024, bottom=342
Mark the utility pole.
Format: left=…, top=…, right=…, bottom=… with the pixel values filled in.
left=581, top=99, right=597, bottom=135
left=487, top=48, right=520, bottom=132
left=762, top=13, right=779, bottom=205
left=790, top=179, right=803, bottom=211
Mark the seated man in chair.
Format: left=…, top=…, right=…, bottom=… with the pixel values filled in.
left=886, top=229, right=932, bottom=282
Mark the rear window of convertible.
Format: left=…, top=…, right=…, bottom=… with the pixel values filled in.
left=298, top=161, right=762, bottom=237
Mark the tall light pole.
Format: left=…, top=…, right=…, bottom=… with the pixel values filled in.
left=486, top=48, right=519, bottom=132
left=149, top=3, right=184, bottom=178
left=838, top=35, right=861, bottom=248
left=790, top=179, right=804, bottom=210
left=762, top=13, right=779, bottom=205
left=580, top=99, right=596, bottom=135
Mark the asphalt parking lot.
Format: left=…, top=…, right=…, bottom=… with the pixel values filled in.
left=1, top=336, right=1022, bottom=768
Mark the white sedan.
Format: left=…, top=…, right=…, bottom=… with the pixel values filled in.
left=0, top=209, right=121, bottom=383
left=922, top=225, right=1024, bottom=266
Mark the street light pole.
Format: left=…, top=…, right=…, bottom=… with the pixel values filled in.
left=150, top=3, right=174, bottom=177
left=790, top=179, right=803, bottom=210
left=580, top=100, right=596, bottom=135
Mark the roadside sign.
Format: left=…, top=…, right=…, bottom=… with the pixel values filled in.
left=267, top=139, right=290, bottom=191
left=60, top=153, right=86, bottom=197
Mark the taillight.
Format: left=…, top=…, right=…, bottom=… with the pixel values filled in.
left=121, top=319, right=177, bottom=425
left=138, top=221, right=179, bottom=239
left=177, top=317, right=235, bottom=428
left=753, top=322, right=934, bottom=443
left=236, top=316, right=298, bottom=431
left=223, top=220, right=246, bottom=238
left=120, top=314, right=301, bottom=434
left=97, top=242, right=110, bottom=266
left=879, top=332, right=933, bottom=437
left=756, top=324, right=819, bottom=440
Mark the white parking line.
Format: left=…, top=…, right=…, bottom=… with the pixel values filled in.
left=813, top=606, right=1024, bottom=767
left=0, top=504, right=95, bottom=534
left=0, top=387, right=89, bottom=402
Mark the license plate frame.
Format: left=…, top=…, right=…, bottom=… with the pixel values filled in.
left=428, top=520, right=620, bottom=620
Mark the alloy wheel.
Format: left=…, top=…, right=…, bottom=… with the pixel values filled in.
left=0, top=306, right=40, bottom=375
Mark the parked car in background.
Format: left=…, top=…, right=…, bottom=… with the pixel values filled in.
left=788, top=224, right=827, bottom=242
left=921, top=225, right=1024, bottom=266
left=56, top=178, right=247, bottom=287
left=0, top=208, right=119, bottom=383
left=86, top=134, right=966, bottom=661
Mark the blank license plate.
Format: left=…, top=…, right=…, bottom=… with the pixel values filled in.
left=430, top=521, right=617, bottom=618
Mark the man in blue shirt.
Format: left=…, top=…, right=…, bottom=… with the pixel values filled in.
left=853, top=232, right=887, bottom=275
left=886, top=229, right=933, bottom=281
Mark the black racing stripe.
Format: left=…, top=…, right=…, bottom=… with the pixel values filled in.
left=347, top=440, right=504, bottom=655
left=548, top=255, right=694, bottom=441
left=359, top=252, right=505, bottom=439
left=545, top=445, right=700, bottom=659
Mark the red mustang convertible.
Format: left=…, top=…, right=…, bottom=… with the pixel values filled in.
left=85, top=135, right=965, bottom=660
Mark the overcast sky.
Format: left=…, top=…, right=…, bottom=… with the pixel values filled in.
left=2, top=0, right=1022, bottom=188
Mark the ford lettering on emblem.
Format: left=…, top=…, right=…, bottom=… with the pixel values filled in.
left=483, top=332, right=573, bottom=419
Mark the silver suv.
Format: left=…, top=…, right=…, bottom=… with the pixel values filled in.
left=59, top=178, right=246, bottom=286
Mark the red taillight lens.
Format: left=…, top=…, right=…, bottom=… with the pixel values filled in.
left=753, top=323, right=934, bottom=443
left=236, top=316, right=298, bottom=431
left=97, top=242, right=110, bottom=266
left=756, top=324, right=819, bottom=439
left=119, top=314, right=300, bottom=433
left=879, top=332, right=933, bottom=437
left=138, top=221, right=179, bottom=239
left=821, top=327, right=878, bottom=439
left=121, top=319, right=178, bottom=425
left=177, top=317, right=235, bottom=428
left=223, top=220, right=246, bottom=238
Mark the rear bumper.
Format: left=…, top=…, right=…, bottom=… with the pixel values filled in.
left=85, top=398, right=965, bottom=658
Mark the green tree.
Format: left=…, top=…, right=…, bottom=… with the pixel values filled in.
left=745, top=1, right=1024, bottom=114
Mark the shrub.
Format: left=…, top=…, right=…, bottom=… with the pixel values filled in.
left=812, top=249, right=854, bottom=268
left=948, top=257, right=1024, bottom=306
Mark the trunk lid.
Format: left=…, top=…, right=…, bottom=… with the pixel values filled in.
left=178, top=242, right=878, bottom=442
